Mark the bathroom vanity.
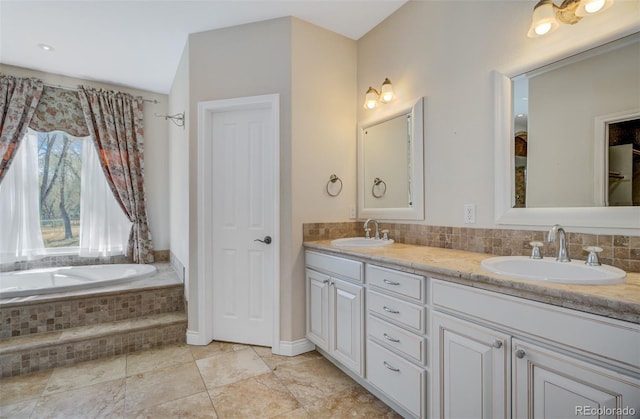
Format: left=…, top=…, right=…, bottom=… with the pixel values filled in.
left=304, top=241, right=640, bottom=419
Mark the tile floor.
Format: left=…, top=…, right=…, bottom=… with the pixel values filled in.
left=0, top=342, right=401, bottom=418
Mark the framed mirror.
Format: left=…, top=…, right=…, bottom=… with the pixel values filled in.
left=357, top=97, right=424, bottom=220
left=494, top=33, right=640, bottom=231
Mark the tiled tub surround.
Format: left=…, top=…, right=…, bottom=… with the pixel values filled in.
left=303, top=222, right=640, bottom=272
left=0, top=263, right=186, bottom=378
left=304, top=241, right=640, bottom=324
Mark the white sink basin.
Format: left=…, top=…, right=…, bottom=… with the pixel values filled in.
left=480, top=256, right=626, bottom=285
left=331, top=237, right=395, bottom=248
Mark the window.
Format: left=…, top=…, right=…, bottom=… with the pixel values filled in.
left=0, top=129, right=132, bottom=262
left=37, top=131, right=84, bottom=248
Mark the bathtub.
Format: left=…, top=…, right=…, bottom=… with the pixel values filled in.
left=0, top=264, right=157, bottom=298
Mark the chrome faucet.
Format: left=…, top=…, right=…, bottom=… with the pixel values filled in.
left=363, top=218, right=380, bottom=240
left=547, top=224, right=571, bottom=262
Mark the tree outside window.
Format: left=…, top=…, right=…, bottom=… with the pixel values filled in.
left=37, top=131, right=83, bottom=248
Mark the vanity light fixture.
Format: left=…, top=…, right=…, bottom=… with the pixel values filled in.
left=363, top=78, right=394, bottom=109
left=527, top=0, right=614, bottom=38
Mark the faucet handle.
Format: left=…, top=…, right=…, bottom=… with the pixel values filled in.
left=381, top=229, right=389, bottom=240
left=529, top=241, right=544, bottom=259
left=583, top=246, right=602, bottom=266
left=364, top=228, right=371, bottom=239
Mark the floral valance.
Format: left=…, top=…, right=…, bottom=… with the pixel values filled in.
left=0, top=74, right=44, bottom=183
left=29, top=85, right=89, bottom=137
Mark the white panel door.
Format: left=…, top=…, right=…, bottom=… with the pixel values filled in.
left=330, top=278, right=363, bottom=375
left=211, top=107, right=275, bottom=346
left=513, top=339, right=640, bottom=419
left=433, top=312, right=510, bottom=419
left=306, top=268, right=330, bottom=352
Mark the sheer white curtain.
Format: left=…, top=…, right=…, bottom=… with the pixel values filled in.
left=79, top=138, right=132, bottom=257
left=0, top=130, right=45, bottom=263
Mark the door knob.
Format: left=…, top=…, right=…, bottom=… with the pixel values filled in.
left=254, top=236, right=272, bottom=244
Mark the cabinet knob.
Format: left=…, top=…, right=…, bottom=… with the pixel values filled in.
left=492, top=339, right=503, bottom=349
left=323, top=279, right=329, bottom=284
left=515, top=349, right=526, bottom=359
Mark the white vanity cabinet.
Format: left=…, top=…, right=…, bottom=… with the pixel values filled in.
left=305, top=251, right=364, bottom=376
left=431, top=278, right=640, bottom=419
left=432, top=311, right=510, bottom=419
left=305, top=247, right=639, bottom=419
left=366, top=264, right=428, bottom=418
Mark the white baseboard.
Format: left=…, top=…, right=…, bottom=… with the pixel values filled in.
left=186, top=329, right=211, bottom=346
left=276, top=338, right=316, bottom=356
left=186, top=331, right=315, bottom=356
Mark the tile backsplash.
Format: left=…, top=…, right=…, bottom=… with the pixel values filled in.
left=303, top=222, right=640, bottom=273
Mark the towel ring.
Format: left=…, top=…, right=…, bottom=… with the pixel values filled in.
left=326, top=174, right=343, bottom=197
left=372, top=177, right=387, bottom=198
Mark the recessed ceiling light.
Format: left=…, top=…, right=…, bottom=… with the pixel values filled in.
left=37, top=43, right=54, bottom=52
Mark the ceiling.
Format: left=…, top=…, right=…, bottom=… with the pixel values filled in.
left=0, top=0, right=407, bottom=94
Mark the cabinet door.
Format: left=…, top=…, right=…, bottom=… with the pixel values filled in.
left=306, top=269, right=329, bottom=352
left=432, top=312, right=510, bottom=419
left=330, top=278, right=364, bottom=376
left=513, top=339, right=640, bottom=419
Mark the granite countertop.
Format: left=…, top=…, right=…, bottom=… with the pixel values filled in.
left=304, top=240, right=640, bottom=324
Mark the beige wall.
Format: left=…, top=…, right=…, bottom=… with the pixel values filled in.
left=291, top=18, right=357, bottom=341
left=169, top=0, right=639, bottom=344
left=357, top=0, right=639, bottom=229
left=0, top=64, right=170, bottom=251
left=185, top=17, right=292, bottom=336
left=172, top=17, right=356, bottom=342
left=168, top=42, right=190, bottom=293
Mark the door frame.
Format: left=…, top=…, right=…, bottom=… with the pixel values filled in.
left=193, top=94, right=280, bottom=354
left=593, top=108, right=640, bottom=206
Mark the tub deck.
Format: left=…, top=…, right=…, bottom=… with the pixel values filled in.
left=0, top=264, right=157, bottom=299
left=0, top=263, right=186, bottom=378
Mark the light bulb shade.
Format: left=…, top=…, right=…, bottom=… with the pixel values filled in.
left=527, top=0, right=560, bottom=37
left=575, top=0, right=613, bottom=16
left=379, top=78, right=394, bottom=103
left=364, top=87, right=379, bottom=109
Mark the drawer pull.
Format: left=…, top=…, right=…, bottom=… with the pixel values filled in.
left=383, top=333, right=400, bottom=343
left=382, top=306, right=400, bottom=314
left=383, top=279, right=401, bottom=286
left=383, top=361, right=400, bottom=372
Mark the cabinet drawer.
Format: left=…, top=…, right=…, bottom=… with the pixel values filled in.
left=368, top=290, right=425, bottom=333
left=366, top=264, right=424, bottom=302
left=305, top=251, right=363, bottom=282
left=367, top=339, right=425, bottom=418
left=368, top=314, right=426, bottom=365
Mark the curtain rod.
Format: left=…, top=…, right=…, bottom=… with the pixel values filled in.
left=43, top=82, right=160, bottom=104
